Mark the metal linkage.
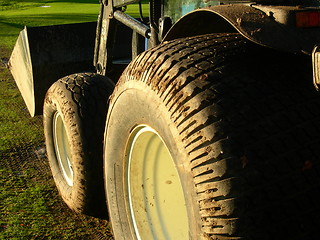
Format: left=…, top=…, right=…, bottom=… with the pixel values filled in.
left=113, top=10, right=151, bottom=38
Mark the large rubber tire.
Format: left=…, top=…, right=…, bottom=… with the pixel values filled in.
left=104, top=33, right=320, bottom=239
left=44, top=72, right=114, bottom=217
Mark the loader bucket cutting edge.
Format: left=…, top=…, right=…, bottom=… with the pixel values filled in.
left=9, top=22, right=97, bottom=117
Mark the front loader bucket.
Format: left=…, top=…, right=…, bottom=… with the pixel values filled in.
left=9, top=22, right=97, bottom=117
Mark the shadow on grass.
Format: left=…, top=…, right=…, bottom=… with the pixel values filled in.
left=14, top=13, right=98, bottom=22
left=0, top=20, right=24, bottom=30
left=2, top=0, right=99, bottom=3
left=47, top=0, right=99, bottom=3
left=0, top=13, right=98, bottom=29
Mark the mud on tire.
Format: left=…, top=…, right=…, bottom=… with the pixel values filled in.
left=104, top=33, right=320, bottom=239
left=44, top=72, right=114, bottom=217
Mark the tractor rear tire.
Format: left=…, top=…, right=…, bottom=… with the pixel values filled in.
left=44, top=72, right=114, bottom=217
left=104, top=33, right=320, bottom=239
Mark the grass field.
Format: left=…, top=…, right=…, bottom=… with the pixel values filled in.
left=0, top=0, right=100, bottom=49
left=0, top=0, right=147, bottom=49
left=0, top=0, right=142, bottom=239
left=0, top=0, right=100, bottom=151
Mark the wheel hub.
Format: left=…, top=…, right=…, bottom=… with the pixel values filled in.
left=53, top=112, right=73, bottom=186
left=126, top=125, right=189, bottom=239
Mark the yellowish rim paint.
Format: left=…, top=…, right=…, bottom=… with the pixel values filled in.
left=53, top=112, right=73, bottom=186
left=126, top=125, right=189, bottom=240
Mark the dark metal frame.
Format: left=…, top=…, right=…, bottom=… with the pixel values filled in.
left=94, top=0, right=151, bottom=77
left=93, top=0, right=320, bottom=79
left=10, top=0, right=320, bottom=116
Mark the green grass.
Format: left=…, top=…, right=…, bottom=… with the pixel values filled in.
left=0, top=0, right=101, bottom=151
left=0, top=1, right=144, bottom=239
left=0, top=0, right=100, bottom=49
left=0, top=64, right=43, bottom=153
left=0, top=160, right=112, bottom=239
left=0, top=1, right=101, bottom=237
left=0, top=0, right=145, bottom=151
left=0, top=0, right=147, bottom=50
left=0, top=167, right=57, bottom=239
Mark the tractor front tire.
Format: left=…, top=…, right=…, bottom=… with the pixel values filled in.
left=44, top=72, right=114, bottom=217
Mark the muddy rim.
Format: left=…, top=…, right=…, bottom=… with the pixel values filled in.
left=126, top=125, right=189, bottom=239
left=53, top=111, right=73, bottom=186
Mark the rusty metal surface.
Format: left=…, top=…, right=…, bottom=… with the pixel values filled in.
left=113, top=10, right=150, bottom=38
left=9, top=22, right=97, bottom=116
left=254, top=0, right=320, bottom=6
left=163, top=4, right=320, bottom=54
left=207, top=5, right=301, bottom=51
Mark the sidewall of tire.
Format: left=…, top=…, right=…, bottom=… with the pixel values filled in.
left=44, top=81, right=87, bottom=213
left=104, top=81, right=201, bottom=239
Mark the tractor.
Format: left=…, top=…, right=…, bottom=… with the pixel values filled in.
left=9, top=0, right=320, bottom=239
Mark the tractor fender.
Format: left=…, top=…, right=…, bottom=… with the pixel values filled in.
left=163, top=4, right=301, bottom=53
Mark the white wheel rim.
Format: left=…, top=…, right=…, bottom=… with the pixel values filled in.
left=126, top=126, right=189, bottom=240
left=53, top=112, right=73, bottom=186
